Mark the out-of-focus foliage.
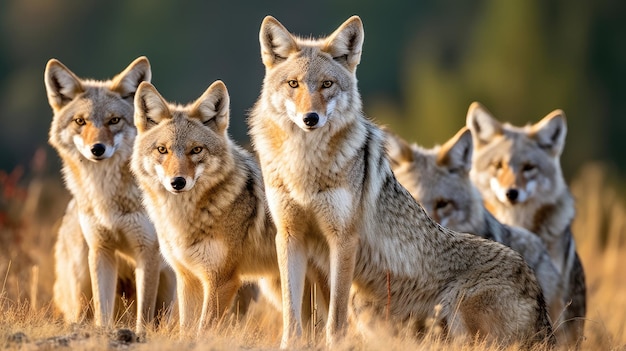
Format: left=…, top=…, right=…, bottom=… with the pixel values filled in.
left=0, top=0, right=624, bottom=179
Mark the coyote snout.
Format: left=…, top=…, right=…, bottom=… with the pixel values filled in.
left=285, top=96, right=329, bottom=130
left=170, top=176, right=187, bottom=191
left=155, top=164, right=199, bottom=194
left=505, top=188, right=518, bottom=202
left=303, top=112, right=320, bottom=127
left=280, top=75, right=338, bottom=131
left=500, top=186, right=531, bottom=204
left=90, top=143, right=107, bottom=157
left=80, top=141, right=115, bottom=161
left=489, top=162, right=536, bottom=205
left=73, top=121, right=124, bottom=161
left=151, top=148, right=203, bottom=194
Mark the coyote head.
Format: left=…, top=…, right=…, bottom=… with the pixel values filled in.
left=45, top=57, right=150, bottom=162
left=257, top=16, right=364, bottom=132
left=132, top=80, right=232, bottom=194
left=466, top=102, right=567, bottom=209
left=386, top=127, right=484, bottom=233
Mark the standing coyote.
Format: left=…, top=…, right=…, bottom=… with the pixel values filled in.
left=466, top=102, right=586, bottom=347
left=131, top=80, right=284, bottom=332
left=249, top=15, right=555, bottom=348
left=385, top=127, right=564, bottom=328
left=46, top=57, right=173, bottom=332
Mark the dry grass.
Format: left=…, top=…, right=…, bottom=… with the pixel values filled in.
left=0, top=152, right=624, bottom=350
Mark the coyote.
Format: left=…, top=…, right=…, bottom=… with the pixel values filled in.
left=249, top=15, right=555, bottom=348
left=131, top=80, right=290, bottom=332
left=466, top=102, right=586, bottom=347
left=45, top=57, right=174, bottom=332
left=385, top=126, right=564, bottom=327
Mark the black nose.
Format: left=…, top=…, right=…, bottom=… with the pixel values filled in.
left=506, top=188, right=519, bottom=202
left=171, top=177, right=186, bottom=191
left=91, top=143, right=106, bottom=157
left=303, top=112, right=319, bottom=127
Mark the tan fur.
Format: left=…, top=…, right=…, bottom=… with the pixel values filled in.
left=131, top=81, right=329, bottom=333
left=249, top=16, right=555, bottom=349
left=467, top=102, right=586, bottom=348
left=45, top=57, right=175, bottom=332
left=385, top=127, right=565, bottom=326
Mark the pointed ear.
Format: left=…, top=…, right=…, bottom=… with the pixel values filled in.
left=531, top=110, right=567, bottom=156
left=466, top=101, right=502, bottom=148
left=111, top=56, right=151, bottom=101
left=44, top=59, right=84, bottom=111
left=134, top=81, right=171, bottom=133
left=383, top=127, right=414, bottom=165
left=323, top=16, right=364, bottom=71
left=437, top=127, right=473, bottom=174
left=259, top=16, right=299, bottom=68
left=191, top=80, right=230, bottom=135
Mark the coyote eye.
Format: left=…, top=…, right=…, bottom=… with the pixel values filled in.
left=156, top=146, right=167, bottom=154
left=288, top=80, right=299, bottom=88
left=191, top=146, right=203, bottom=154
left=435, top=199, right=451, bottom=210
left=492, top=160, right=503, bottom=170
left=109, top=117, right=121, bottom=125
left=522, top=163, right=536, bottom=172
left=321, top=80, right=333, bottom=89
left=74, top=117, right=86, bottom=126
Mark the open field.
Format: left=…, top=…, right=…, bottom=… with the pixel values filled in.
left=0, top=154, right=624, bottom=350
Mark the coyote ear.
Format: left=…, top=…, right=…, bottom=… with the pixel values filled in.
left=111, top=56, right=151, bottom=101
left=134, top=81, right=170, bottom=133
left=259, top=16, right=299, bottom=68
left=324, top=16, right=364, bottom=71
left=44, top=59, right=84, bottom=111
left=531, top=110, right=567, bottom=156
left=383, top=127, right=414, bottom=166
left=437, top=127, right=473, bottom=174
left=192, top=80, right=230, bottom=135
left=466, top=101, right=502, bottom=148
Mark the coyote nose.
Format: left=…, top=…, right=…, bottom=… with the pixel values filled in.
left=506, top=188, right=519, bottom=202
left=171, top=177, right=187, bottom=191
left=91, top=143, right=106, bottom=157
left=303, top=112, right=319, bottom=127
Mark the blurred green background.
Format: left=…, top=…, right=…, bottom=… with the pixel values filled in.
left=1, top=0, right=624, bottom=180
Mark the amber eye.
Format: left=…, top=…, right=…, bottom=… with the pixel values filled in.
left=191, top=146, right=203, bottom=155
left=156, top=146, right=167, bottom=154
left=74, top=117, right=86, bottom=126
left=288, top=80, right=299, bottom=88
left=322, top=80, right=333, bottom=88
left=109, top=117, right=121, bottom=125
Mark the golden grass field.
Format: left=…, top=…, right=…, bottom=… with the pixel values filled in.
left=0, top=151, right=624, bottom=350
